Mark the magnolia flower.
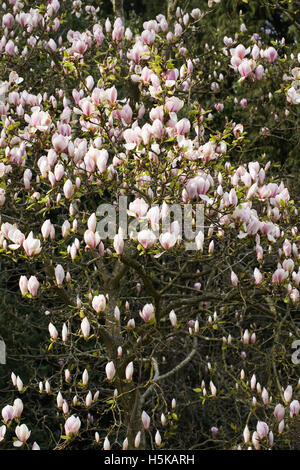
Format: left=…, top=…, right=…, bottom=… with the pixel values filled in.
left=128, top=198, right=149, bottom=218
left=23, top=232, right=41, bottom=256
left=141, top=411, right=151, bottom=430
left=92, top=294, right=106, bottom=313
left=139, top=303, right=155, bottom=323
left=252, top=431, right=260, bottom=450
left=274, top=403, right=285, bottom=422
left=84, top=229, right=101, bottom=250
left=262, top=387, right=269, bottom=405
left=243, top=425, right=250, bottom=443
left=134, top=431, right=141, bottom=449
left=62, top=323, right=68, bottom=342
left=103, top=436, right=111, bottom=450
left=210, top=381, right=217, bottom=396
left=231, top=271, right=238, bottom=286
left=122, top=437, right=129, bottom=450
left=0, top=425, right=6, bottom=442
left=55, top=264, right=65, bottom=285
left=137, top=230, right=157, bottom=249
left=105, top=361, right=116, bottom=381
left=63, top=180, right=74, bottom=199
left=284, top=385, right=293, bottom=403
left=64, top=416, right=81, bottom=436
left=169, top=310, right=177, bottom=327
left=85, top=391, right=92, bottom=407
left=2, top=405, right=14, bottom=423
left=290, top=400, right=300, bottom=417
left=113, top=231, right=124, bottom=255
left=125, top=361, right=134, bottom=381
left=41, top=220, right=53, bottom=239
left=14, top=424, right=31, bottom=447
left=159, top=232, right=177, bottom=250
left=82, top=369, right=89, bottom=386
left=81, top=317, right=90, bottom=339
left=16, top=376, right=24, bottom=393
left=254, top=268, right=263, bottom=285
left=19, top=276, right=28, bottom=295
left=155, top=430, right=162, bottom=447
left=48, top=323, right=58, bottom=340
left=256, top=421, right=269, bottom=439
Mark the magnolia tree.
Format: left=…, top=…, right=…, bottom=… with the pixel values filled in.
left=0, top=0, right=300, bottom=451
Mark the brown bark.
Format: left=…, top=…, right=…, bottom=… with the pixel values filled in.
left=167, top=0, right=179, bottom=25
left=111, top=0, right=125, bottom=25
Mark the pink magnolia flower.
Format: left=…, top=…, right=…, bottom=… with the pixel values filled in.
left=169, top=310, right=177, bottom=327
left=54, top=164, right=64, bottom=181
left=23, top=232, right=41, bottom=256
left=81, top=317, right=90, bottom=339
left=272, top=268, right=289, bottom=284
left=141, top=29, right=156, bottom=45
left=256, top=421, right=269, bottom=439
left=254, top=268, right=263, bottom=285
left=2, top=13, right=14, bottom=29
left=284, top=385, right=293, bottom=403
left=92, top=294, right=106, bottom=313
left=87, top=214, right=97, bottom=232
left=48, top=323, right=58, bottom=340
left=231, top=271, right=238, bottom=286
left=52, top=134, right=68, bottom=153
left=128, top=198, right=148, bottom=218
left=175, top=118, right=190, bottom=135
left=41, top=220, right=53, bottom=239
left=19, top=276, right=28, bottom=295
left=63, top=180, right=74, bottom=199
left=165, top=96, right=184, bottom=113
left=112, top=18, right=124, bottom=42
left=159, top=232, right=177, bottom=250
left=27, top=276, right=40, bottom=296
left=29, top=110, right=52, bottom=132
left=290, top=289, right=299, bottom=303
left=84, top=229, right=100, bottom=250
left=255, top=64, right=264, bottom=80
left=103, top=436, right=111, bottom=450
left=0, top=425, right=6, bottom=442
left=238, top=59, right=256, bottom=78
left=64, top=416, right=81, bottom=436
left=141, top=411, right=150, bottom=430
left=125, top=361, right=134, bottom=381
left=152, top=119, right=164, bottom=139
left=2, top=405, right=14, bottom=423
left=230, top=44, right=250, bottom=61
left=5, top=40, right=15, bottom=56
left=147, top=207, right=160, bottom=231
left=139, top=303, right=155, bottom=323
left=114, top=231, right=124, bottom=255
left=55, top=264, right=65, bottom=285
left=290, top=400, right=300, bottom=417
left=263, top=46, right=278, bottom=63
left=137, top=230, right=157, bottom=249
left=14, top=424, right=31, bottom=447
left=274, top=404, right=285, bottom=422
left=252, top=431, right=261, bottom=450
left=105, top=361, right=116, bottom=381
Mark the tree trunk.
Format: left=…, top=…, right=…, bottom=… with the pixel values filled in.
left=167, top=0, right=179, bottom=25
left=111, top=0, right=125, bottom=25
